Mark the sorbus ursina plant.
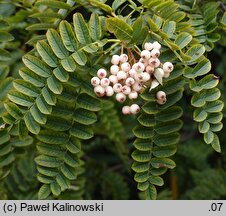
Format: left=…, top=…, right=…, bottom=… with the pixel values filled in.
left=0, top=0, right=225, bottom=200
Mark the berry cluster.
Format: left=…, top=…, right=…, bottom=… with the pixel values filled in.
left=91, top=41, right=174, bottom=115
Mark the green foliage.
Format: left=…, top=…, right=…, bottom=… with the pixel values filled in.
left=96, top=100, right=129, bottom=164
left=0, top=0, right=225, bottom=200
left=4, top=154, right=38, bottom=199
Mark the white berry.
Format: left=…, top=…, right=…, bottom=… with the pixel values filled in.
left=122, top=106, right=131, bottom=115
left=105, top=86, right=114, bottom=97
left=148, top=58, right=160, bottom=68
left=125, top=77, right=135, bottom=86
left=110, top=65, right=119, bottom=75
left=141, top=50, right=151, bottom=60
left=113, top=83, right=122, bottom=93
left=116, top=93, right=126, bottom=103
left=122, top=86, right=131, bottom=95
left=94, top=85, right=105, bottom=97
left=119, top=54, right=128, bottom=63
left=111, top=55, right=120, bottom=65
left=157, top=98, right=167, bottom=105
left=91, top=77, right=100, bottom=86
left=139, top=58, right=149, bottom=67
left=130, top=104, right=140, bottom=114
left=163, top=62, right=174, bottom=73
left=134, top=73, right=143, bottom=82
left=129, top=91, right=138, bottom=100
left=129, top=69, right=137, bottom=78
left=100, top=78, right=110, bottom=87
left=121, top=62, right=131, bottom=72
left=152, top=41, right=161, bottom=50
left=109, top=75, right=118, bottom=84
left=146, top=66, right=155, bottom=74
left=142, top=72, right=151, bottom=82
left=132, top=62, right=145, bottom=72
left=97, top=68, right=107, bottom=79
left=144, top=42, right=153, bottom=51
left=150, top=48, right=160, bottom=58
left=117, top=70, right=127, bottom=80
left=156, top=91, right=166, bottom=100
left=132, top=82, right=142, bottom=92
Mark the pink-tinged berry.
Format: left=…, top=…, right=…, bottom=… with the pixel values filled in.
left=113, top=83, right=123, bottom=93
left=141, top=50, right=151, bottom=60
left=111, top=55, right=120, bottom=65
left=109, top=75, right=118, bottom=84
left=94, top=85, right=105, bottom=97
left=116, top=93, right=126, bottom=103
left=132, top=82, right=142, bottom=92
left=130, top=104, right=140, bottom=114
left=139, top=58, right=149, bottom=67
left=144, top=42, right=153, bottom=51
left=157, top=98, right=167, bottom=105
left=117, top=70, right=127, bottom=80
left=156, top=91, right=166, bottom=100
left=100, top=78, right=110, bottom=87
left=110, top=65, right=119, bottom=75
left=122, top=106, right=131, bottom=115
left=134, top=73, right=143, bottom=82
left=125, top=77, right=135, bottom=86
left=91, top=77, right=100, bottom=86
left=128, top=91, right=138, bottom=100
left=132, top=62, right=145, bottom=72
left=129, top=69, right=137, bottom=78
left=163, top=62, right=174, bottom=73
left=146, top=65, right=155, bottom=74
left=148, top=58, right=160, bottom=68
left=97, top=68, right=107, bottom=79
left=105, top=86, right=114, bottom=97
left=142, top=72, right=151, bottom=82
left=119, top=54, right=128, bottom=63
left=152, top=41, right=161, bottom=50
left=150, top=48, right=160, bottom=58
left=121, top=62, right=131, bottom=72
left=122, top=86, right=131, bottom=95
